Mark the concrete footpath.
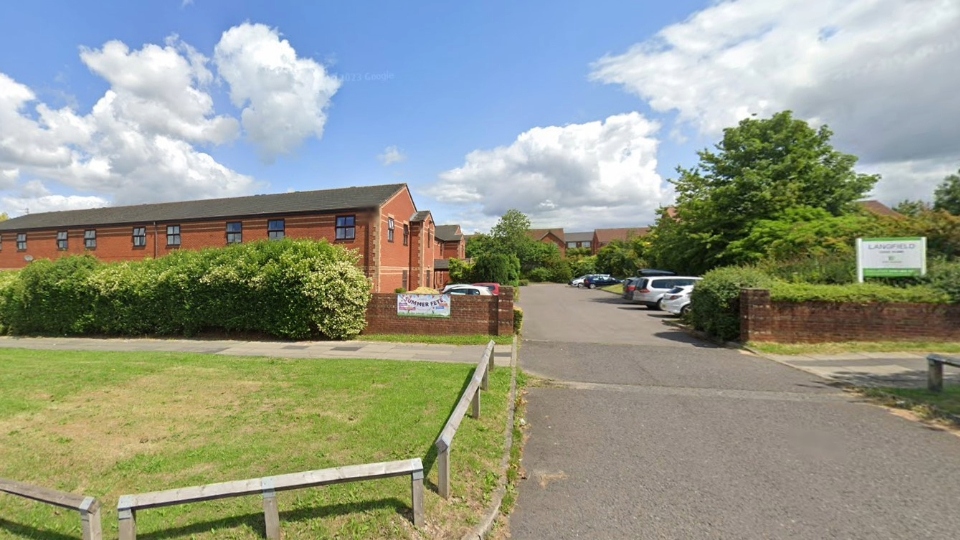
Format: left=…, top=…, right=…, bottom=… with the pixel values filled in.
left=0, top=336, right=513, bottom=367
left=757, top=350, right=960, bottom=388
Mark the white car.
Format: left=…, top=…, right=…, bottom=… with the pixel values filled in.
left=663, top=285, right=695, bottom=316
left=440, top=284, right=493, bottom=296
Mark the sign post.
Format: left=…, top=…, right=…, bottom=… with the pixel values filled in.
left=856, top=237, right=926, bottom=283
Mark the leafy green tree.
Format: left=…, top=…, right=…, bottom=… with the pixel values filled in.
left=490, top=209, right=533, bottom=258
left=565, top=247, right=592, bottom=259
left=472, top=253, right=520, bottom=285
left=893, top=200, right=930, bottom=217
left=596, top=239, right=641, bottom=277
left=649, top=111, right=878, bottom=274
left=934, top=169, right=960, bottom=215
left=465, top=233, right=493, bottom=258
left=571, top=255, right=597, bottom=276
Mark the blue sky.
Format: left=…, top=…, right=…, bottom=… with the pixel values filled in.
left=0, top=0, right=957, bottom=232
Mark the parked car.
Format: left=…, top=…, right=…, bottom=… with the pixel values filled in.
left=441, top=284, right=493, bottom=296
left=621, top=277, right=644, bottom=300
left=630, top=276, right=702, bottom=309
left=472, top=282, right=500, bottom=295
left=663, top=285, right=695, bottom=316
left=570, top=274, right=609, bottom=288
left=583, top=275, right=621, bottom=289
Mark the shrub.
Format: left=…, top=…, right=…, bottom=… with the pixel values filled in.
left=548, top=260, right=573, bottom=283
left=472, top=253, right=520, bottom=285
left=923, top=259, right=960, bottom=303
left=513, top=306, right=523, bottom=334
left=527, top=267, right=552, bottom=282
left=518, top=279, right=530, bottom=286
left=448, top=258, right=475, bottom=283
left=770, top=283, right=949, bottom=304
left=758, top=252, right=856, bottom=284
left=0, top=240, right=372, bottom=340
left=394, top=287, right=406, bottom=293
left=691, top=266, right=776, bottom=342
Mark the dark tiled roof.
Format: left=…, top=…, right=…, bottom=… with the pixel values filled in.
left=0, top=184, right=408, bottom=231
left=410, top=210, right=431, bottom=222
left=564, top=231, right=593, bottom=243
left=435, top=225, right=462, bottom=242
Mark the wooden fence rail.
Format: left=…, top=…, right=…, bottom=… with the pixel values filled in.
left=117, top=458, right=424, bottom=539
left=435, top=340, right=496, bottom=499
left=0, top=478, right=102, bottom=540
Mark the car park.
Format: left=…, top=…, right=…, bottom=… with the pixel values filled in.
left=663, top=285, right=694, bottom=316
left=583, top=275, right=621, bottom=289
left=440, top=284, right=493, bottom=296
left=630, top=276, right=702, bottom=309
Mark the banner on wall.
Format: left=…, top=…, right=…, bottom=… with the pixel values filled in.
left=397, top=294, right=451, bottom=317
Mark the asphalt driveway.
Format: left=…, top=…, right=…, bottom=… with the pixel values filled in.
left=508, top=284, right=960, bottom=539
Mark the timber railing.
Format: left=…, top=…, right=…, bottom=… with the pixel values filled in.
left=435, top=340, right=496, bottom=499
left=0, top=478, right=103, bottom=540
left=117, top=458, right=424, bottom=539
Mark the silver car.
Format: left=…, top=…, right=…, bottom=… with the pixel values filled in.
left=630, top=276, right=701, bottom=309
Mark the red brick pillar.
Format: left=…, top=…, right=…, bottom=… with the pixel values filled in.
left=740, top=288, right=772, bottom=342
left=496, top=287, right=515, bottom=336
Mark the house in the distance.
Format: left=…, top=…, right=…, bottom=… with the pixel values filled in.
left=592, top=227, right=650, bottom=254
left=433, top=224, right=465, bottom=287
left=564, top=231, right=593, bottom=252
left=0, top=183, right=441, bottom=293
left=527, top=228, right=566, bottom=255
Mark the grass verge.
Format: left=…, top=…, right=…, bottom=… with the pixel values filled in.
left=600, top=284, right=623, bottom=294
left=357, top=334, right=514, bottom=346
left=747, top=341, right=960, bottom=356
left=0, top=349, right=512, bottom=539
left=859, top=386, right=960, bottom=426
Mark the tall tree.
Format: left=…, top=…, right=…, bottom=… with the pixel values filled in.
left=934, top=169, right=960, bottom=215
left=649, top=111, right=879, bottom=274
left=490, top=209, right=532, bottom=258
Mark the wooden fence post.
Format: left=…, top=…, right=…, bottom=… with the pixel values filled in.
left=929, top=357, right=944, bottom=392
left=79, top=497, right=103, bottom=540
left=262, top=477, right=281, bottom=539
left=411, top=469, right=424, bottom=527
left=437, top=438, right=451, bottom=499
left=471, top=387, right=481, bottom=419
left=117, top=500, right=136, bottom=540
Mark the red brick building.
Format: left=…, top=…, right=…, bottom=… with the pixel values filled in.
left=433, top=224, right=465, bottom=287
left=0, top=183, right=449, bottom=293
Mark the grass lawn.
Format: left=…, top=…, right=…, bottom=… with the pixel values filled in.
left=357, top=334, right=513, bottom=346
left=600, top=284, right=623, bottom=294
left=0, top=349, right=513, bottom=539
left=747, top=341, right=960, bottom=356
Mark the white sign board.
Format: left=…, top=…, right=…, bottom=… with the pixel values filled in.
left=397, top=294, right=451, bottom=317
left=856, top=237, right=926, bottom=282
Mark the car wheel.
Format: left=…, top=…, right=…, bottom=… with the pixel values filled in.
left=589, top=283, right=596, bottom=289
left=680, top=304, right=690, bottom=316
left=655, top=298, right=664, bottom=310
left=577, top=283, right=583, bottom=288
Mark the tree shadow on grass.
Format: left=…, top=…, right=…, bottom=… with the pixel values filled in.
left=138, top=497, right=411, bottom=539
left=0, top=519, right=78, bottom=540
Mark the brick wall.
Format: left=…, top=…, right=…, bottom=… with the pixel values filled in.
left=377, top=187, right=417, bottom=292
left=365, top=288, right=515, bottom=336
left=740, top=288, right=960, bottom=343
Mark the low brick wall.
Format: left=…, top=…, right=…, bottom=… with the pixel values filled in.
left=740, top=288, right=960, bottom=343
left=364, top=288, right=515, bottom=336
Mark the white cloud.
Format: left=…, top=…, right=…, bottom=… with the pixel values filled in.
left=214, top=23, right=341, bottom=161
left=0, top=21, right=341, bottom=216
left=378, top=145, right=406, bottom=165
left=591, top=0, right=960, bottom=203
left=430, top=113, right=669, bottom=229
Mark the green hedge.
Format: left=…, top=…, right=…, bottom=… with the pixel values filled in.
left=513, top=306, right=523, bottom=334
left=770, top=282, right=950, bottom=304
left=690, top=266, right=776, bottom=342
left=0, top=239, right=371, bottom=339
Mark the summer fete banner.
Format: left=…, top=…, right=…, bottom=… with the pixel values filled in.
left=397, top=294, right=451, bottom=317
left=856, top=237, right=927, bottom=281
